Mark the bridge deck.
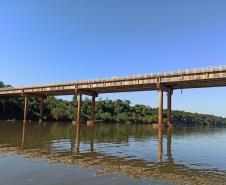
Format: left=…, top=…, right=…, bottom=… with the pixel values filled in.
left=1, top=66, right=226, bottom=97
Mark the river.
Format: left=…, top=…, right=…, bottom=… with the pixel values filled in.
left=0, top=121, right=225, bottom=185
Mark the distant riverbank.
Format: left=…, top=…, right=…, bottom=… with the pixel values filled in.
left=1, top=97, right=226, bottom=126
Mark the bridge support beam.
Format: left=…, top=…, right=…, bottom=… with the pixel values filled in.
left=23, top=96, right=29, bottom=122
left=39, top=97, right=44, bottom=123
left=158, top=89, right=163, bottom=127
left=167, top=89, right=173, bottom=126
left=76, top=94, right=82, bottom=125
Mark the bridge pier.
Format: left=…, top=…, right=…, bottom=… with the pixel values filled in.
left=167, top=89, right=173, bottom=126
left=75, top=94, right=82, bottom=153
left=23, top=96, right=29, bottom=122
left=2, top=99, right=5, bottom=113
left=91, top=96, right=95, bottom=121
left=87, top=96, right=96, bottom=126
left=39, top=97, right=44, bottom=123
left=158, top=88, right=163, bottom=127
left=0, top=99, right=5, bottom=113
left=76, top=94, right=82, bottom=125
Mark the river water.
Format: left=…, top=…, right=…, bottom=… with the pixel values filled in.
left=0, top=121, right=226, bottom=185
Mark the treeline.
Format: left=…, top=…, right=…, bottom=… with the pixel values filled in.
left=0, top=81, right=226, bottom=126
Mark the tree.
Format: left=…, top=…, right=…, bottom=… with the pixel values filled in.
left=0, top=81, right=5, bottom=88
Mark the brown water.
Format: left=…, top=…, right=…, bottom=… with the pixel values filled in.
left=0, top=121, right=226, bottom=185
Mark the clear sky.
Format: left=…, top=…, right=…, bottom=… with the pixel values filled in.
left=0, top=0, right=226, bottom=116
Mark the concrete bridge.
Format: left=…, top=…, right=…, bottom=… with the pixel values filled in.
left=1, top=66, right=226, bottom=126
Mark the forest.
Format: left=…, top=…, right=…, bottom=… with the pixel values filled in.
left=0, top=81, right=226, bottom=126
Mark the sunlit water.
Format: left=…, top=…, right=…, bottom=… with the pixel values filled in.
left=0, top=121, right=226, bottom=185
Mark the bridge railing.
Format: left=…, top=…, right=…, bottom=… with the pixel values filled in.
left=0, top=66, right=226, bottom=91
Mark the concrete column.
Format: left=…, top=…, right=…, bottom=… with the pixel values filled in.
left=91, top=96, right=95, bottom=121
left=87, top=96, right=96, bottom=126
left=74, top=93, right=86, bottom=153
left=167, top=89, right=173, bottom=125
left=76, top=94, right=82, bottom=124
left=39, top=97, right=44, bottom=123
left=23, top=96, right=29, bottom=122
left=1, top=99, right=5, bottom=113
left=72, top=96, right=77, bottom=124
left=158, top=89, right=163, bottom=126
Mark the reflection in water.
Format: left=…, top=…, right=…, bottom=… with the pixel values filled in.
left=1, top=122, right=226, bottom=185
left=21, top=122, right=26, bottom=148
left=166, top=127, right=174, bottom=168
left=89, top=126, right=94, bottom=153
left=157, top=128, right=163, bottom=163
left=156, top=128, right=173, bottom=169
left=75, top=124, right=95, bottom=154
left=75, top=123, right=80, bottom=154
left=75, top=124, right=170, bottom=162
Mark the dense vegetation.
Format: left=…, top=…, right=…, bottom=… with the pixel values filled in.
left=0, top=81, right=226, bottom=126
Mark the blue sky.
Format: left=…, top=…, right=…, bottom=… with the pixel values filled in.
left=0, top=0, right=226, bottom=116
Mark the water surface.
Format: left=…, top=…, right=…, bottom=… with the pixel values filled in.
left=0, top=121, right=226, bottom=185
